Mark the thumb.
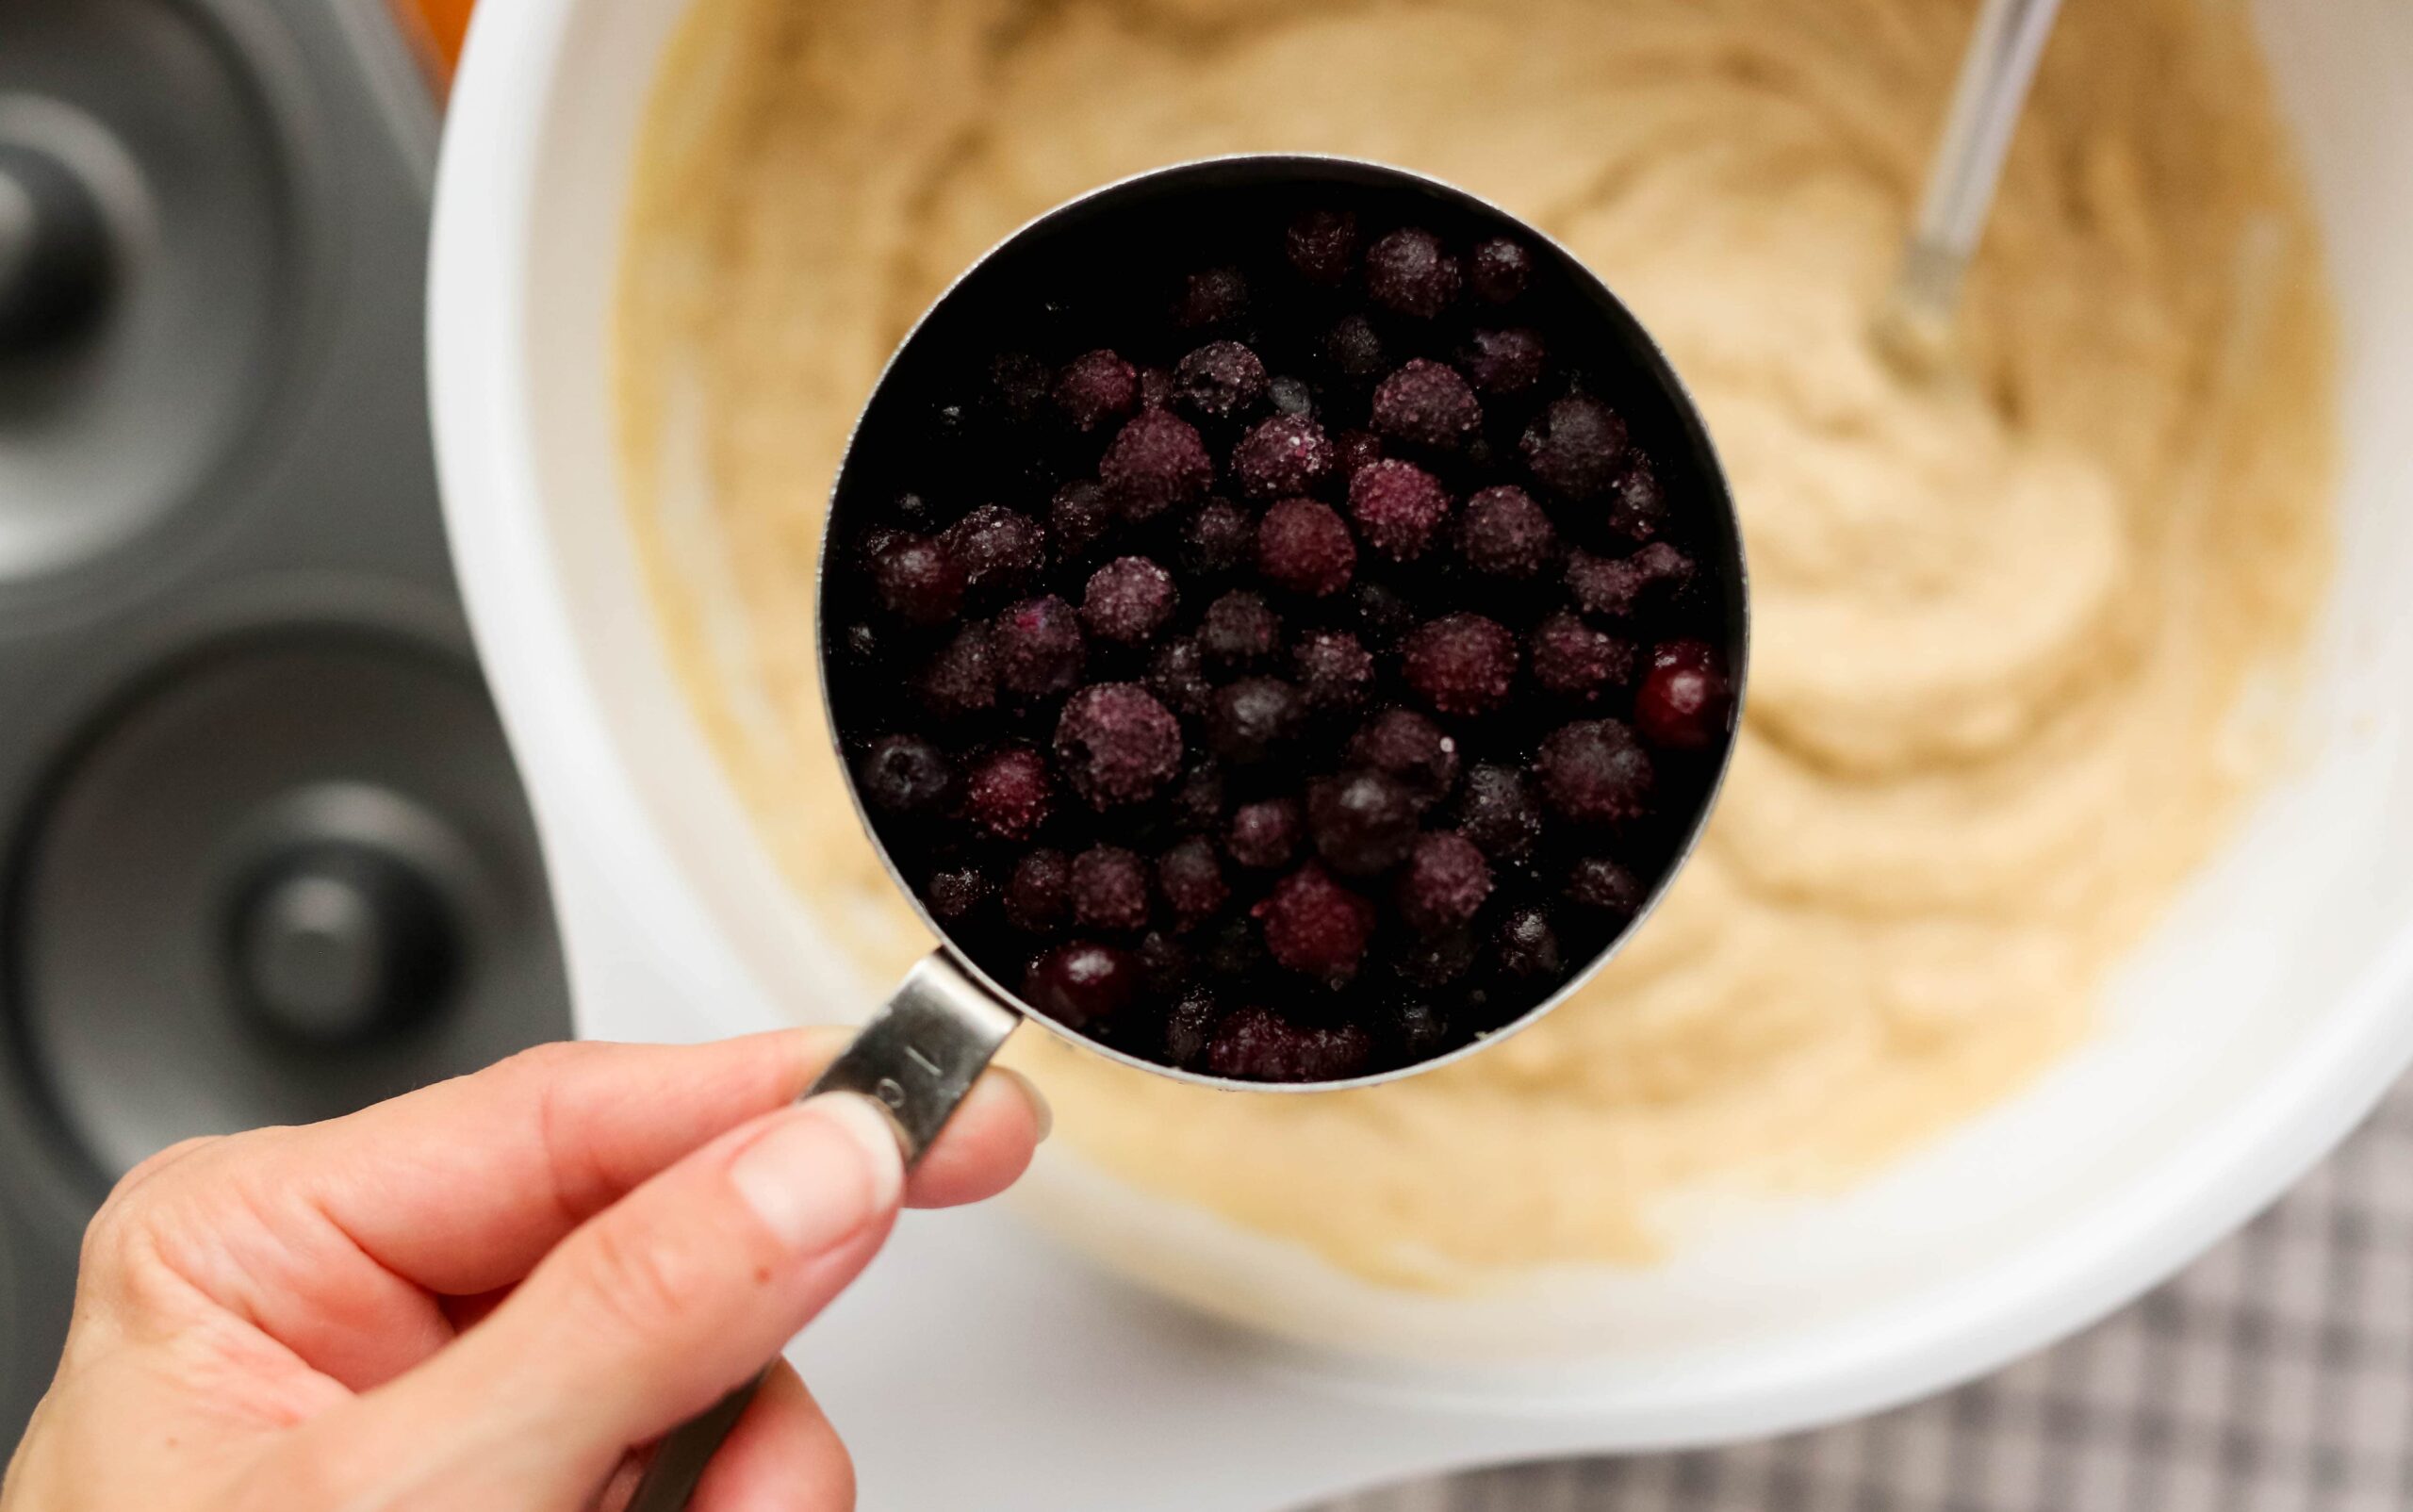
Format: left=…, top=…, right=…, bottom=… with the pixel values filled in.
left=304, top=1093, right=906, bottom=1502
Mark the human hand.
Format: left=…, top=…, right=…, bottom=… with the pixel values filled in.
left=0, top=1029, right=1047, bottom=1510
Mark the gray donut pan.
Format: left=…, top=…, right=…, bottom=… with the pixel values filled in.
left=0, top=0, right=571, bottom=1445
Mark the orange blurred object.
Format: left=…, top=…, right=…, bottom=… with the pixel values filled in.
left=394, top=0, right=474, bottom=83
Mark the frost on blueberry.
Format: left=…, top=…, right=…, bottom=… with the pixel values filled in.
left=1366, top=227, right=1460, bottom=318
left=1054, top=683, right=1182, bottom=809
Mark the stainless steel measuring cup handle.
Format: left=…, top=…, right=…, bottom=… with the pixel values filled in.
left=811, top=952, right=1023, bottom=1159
left=625, top=951, right=1020, bottom=1512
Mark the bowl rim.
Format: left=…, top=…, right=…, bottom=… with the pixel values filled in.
left=425, top=0, right=2413, bottom=1451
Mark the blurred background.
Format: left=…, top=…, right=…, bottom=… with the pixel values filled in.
left=5, top=4, right=2410, bottom=1509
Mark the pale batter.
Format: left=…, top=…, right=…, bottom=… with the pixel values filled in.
left=616, top=0, right=2335, bottom=1288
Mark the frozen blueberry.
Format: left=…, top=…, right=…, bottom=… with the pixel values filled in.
left=871, top=534, right=965, bottom=626
left=1635, top=640, right=1732, bottom=750
left=1207, top=676, right=1304, bottom=764
left=927, top=863, right=993, bottom=922
left=1254, top=864, right=1376, bottom=985
left=918, top=623, right=997, bottom=719
left=1607, top=457, right=1670, bottom=542
left=1347, top=708, right=1460, bottom=809
left=1365, top=227, right=1460, bottom=318
left=1174, top=340, right=1268, bottom=423
left=1054, top=684, right=1183, bottom=809
left=1454, top=763, right=1541, bottom=862
left=1564, top=549, right=1640, bottom=619
left=1322, top=314, right=1386, bottom=381
left=1307, top=768, right=1420, bottom=877
left=1256, top=498, right=1356, bottom=598
left=1458, top=327, right=1547, bottom=396
left=1101, top=409, right=1214, bottom=519
left=1521, top=394, right=1630, bottom=501
left=1161, top=987, right=1225, bottom=1070
left=1267, top=376, right=1316, bottom=419
left=1636, top=542, right=1701, bottom=603
left=1082, top=555, right=1177, bottom=645
left=1023, top=941, right=1141, bottom=1028
left=942, top=505, right=1047, bottom=602
left=1232, top=415, right=1336, bottom=501
left=1157, top=837, right=1229, bottom=928
left=857, top=734, right=954, bottom=816
left=1071, top=845, right=1152, bottom=931
left=1403, top=613, right=1518, bottom=716
left=1564, top=856, right=1645, bottom=918
left=890, top=491, right=935, bottom=529
left=1566, top=542, right=1697, bottom=619
left=1293, top=629, right=1374, bottom=713
left=1004, top=848, right=1073, bottom=934
left=1397, top=831, right=1493, bottom=936
left=961, top=746, right=1055, bottom=841
left=1182, top=498, right=1257, bottom=579
left=1347, top=459, right=1452, bottom=562
left=1174, top=265, right=1250, bottom=330
left=994, top=595, right=1088, bottom=700
left=1469, top=237, right=1534, bottom=304
left=1055, top=349, right=1141, bottom=434
left=1371, top=359, right=1481, bottom=452
left=1458, top=485, right=1557, bottom=579
left=1145, top=636, right=1218, bottom=720
left=1206, top=1005, right=1373, bottom=1083
left=1535, top=719, right=1655, bottom=824
left=1386, top=998, right=1453, bottom=1063
left=1493, top=906, right=1563, bottom=980
left=1049, top=479, right=1114, bottom=562
left=1199, top=589, right=1282, bottom=669
left=1287, top=207, right=1359, bottom=286
left=1529, top=611, right=1634, bottom=703
left=1226, top=797, right=1302, bottom=870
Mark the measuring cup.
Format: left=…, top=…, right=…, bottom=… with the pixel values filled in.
left=629, top=155, right=1748, bottom=1510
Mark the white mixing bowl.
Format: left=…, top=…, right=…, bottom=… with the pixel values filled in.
left=427, top=1, right=2413, bottom=1504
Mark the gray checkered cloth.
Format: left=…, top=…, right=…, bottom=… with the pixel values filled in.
left=1319, top=1080, right=2413, bottom=1512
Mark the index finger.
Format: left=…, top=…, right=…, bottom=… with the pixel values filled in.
left=270, top=1028, right=1045, bottom=1296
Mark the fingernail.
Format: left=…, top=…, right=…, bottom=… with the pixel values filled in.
left=997, top=1067, right=1054, bottom=1142
left=730, top=1094, right=905, bottom=1252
